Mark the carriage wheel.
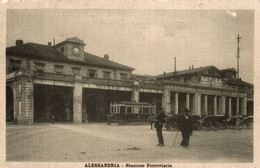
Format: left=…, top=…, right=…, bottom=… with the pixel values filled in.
left=213, top=124, right=219, bottom=131
left=201, top=126, right=207, bottom=131
left=228, top=123, right=235, bottom=130
left=213, top=121, right=222, bottom=131
left=245, top=121, right=253, bottom=129
left=196, top=122, right=202, bottom=130
left=205, top=122, right=212, bottom=131
left=167, top=122, right=178, bottom=131
left=219, top=123, right=226, bottom=130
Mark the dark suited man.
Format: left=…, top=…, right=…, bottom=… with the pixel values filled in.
left=179, top=108, right=193, bottom=148
left=154, top=109, right=166, bottom=147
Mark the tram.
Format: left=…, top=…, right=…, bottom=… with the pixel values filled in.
left=109, top=101, right=156, bottom=124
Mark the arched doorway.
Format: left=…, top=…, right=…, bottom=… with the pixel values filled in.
left=34, top=85, right=73, bottom=123
left=6, top=86, right=14, bottom=122
left=86, top=96, right=97, bottom=122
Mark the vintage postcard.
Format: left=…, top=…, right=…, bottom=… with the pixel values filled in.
left=0, top=0, right=259, bottom=168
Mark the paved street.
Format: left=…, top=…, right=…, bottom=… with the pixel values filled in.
left=6, top=123, right=253, bottom=163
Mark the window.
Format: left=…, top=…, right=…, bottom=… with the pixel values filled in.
left=174, top=77, right=180, bottom=82
left=184, top=77, right=187, bottom=82
left=88, top=69, right=97, bottom=78
left=72, top=67, right=81, bottom=75
left=54, top=65, right=64, bottom=74
left=120, top=106, right=126, bottom=113
left=143, top=108, right=149, bottom=114
left=120, top=73, right=127, bottom=80
left=127, top=107, right=132, bottom=114
left=184, top=76, right=191, bottom=82
left=114, top=71, right=117, bottom=80
left=35, top=62, right=45, bottom=72
left=133, top=107, right=141, bottom=114
left=9, top=59, right=22, bottom=72
left=18, top=100, right=21, bottom=117
left=103, top=71, right=111, bottom=79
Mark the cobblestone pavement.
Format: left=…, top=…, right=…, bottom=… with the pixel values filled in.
left=6, top=123, right=253, bottom=163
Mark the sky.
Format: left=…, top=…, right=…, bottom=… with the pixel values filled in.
left=6, top=9, right=254, bottom=83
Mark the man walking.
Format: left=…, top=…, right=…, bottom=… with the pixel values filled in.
left=179, top=108, right=193, bottom=148
left=154, top=108, right=166, bottom=147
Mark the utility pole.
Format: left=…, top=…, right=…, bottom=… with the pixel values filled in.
left=236, top=34, right=241, bottom=79
left=236, top=34, right=242, bottom=128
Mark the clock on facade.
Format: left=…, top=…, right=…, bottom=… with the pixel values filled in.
left=72, top=46, right=80, bottom=56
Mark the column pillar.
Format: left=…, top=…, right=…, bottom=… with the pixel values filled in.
left=175, top=92, right=178, bottom=115
left=162, top=89, right=171, bottom=113
left=73, top=78, right=83, bottom=124
left=192, top=94, right=196, bottom=114
left=213, top=95, right=217, bottom=115
left=236, top=97, right=240, bottom=115
left=12, top=84, right=17, bottom=121
left=204, top=95, right=208, bottom=116
left=22, top=76, right=34, bottom=124
left=242, top=96, right=247, bottom=116
left=222, top=95, right=226, bottom=115
left=228, top=97, right=232, bottom=117
left=186, top=93, right=190, bottom=109
left=194, top=92, right=201, bottom=116
left=131, top=87, right=139, bottom=103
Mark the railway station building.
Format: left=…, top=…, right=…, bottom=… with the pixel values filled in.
left=6, top=37, right=254, bottom=124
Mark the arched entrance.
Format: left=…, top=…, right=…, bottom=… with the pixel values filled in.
left=6, top=86, right=14, bottom=122
left=86, top=96, right=97, bottom=122
left=34, top=85, right=73, bottom=123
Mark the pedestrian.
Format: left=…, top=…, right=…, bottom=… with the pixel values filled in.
left=179, top=108, right=193, bottom=148
left=154, top=108, right=166, bottom=147
left=52, top=114, right=55, bottom=124
left=107, top=112, right=112, bottom=125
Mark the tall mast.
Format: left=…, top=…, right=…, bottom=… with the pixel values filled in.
left=236, top=34, right=241, bottom=79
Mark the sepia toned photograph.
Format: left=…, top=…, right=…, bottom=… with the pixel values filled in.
left=2, top=1, right=258, bottom=167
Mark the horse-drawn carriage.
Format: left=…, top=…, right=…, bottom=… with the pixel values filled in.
left=195, top=115, right=226, bottom=131
left=165, top=114, right=201, bottom=131
left=164, top=115, right=179, bottom=131
left=243, top=116, right=254, bottom=129
left=195, top=115, right=254, bottom=130
left=164, top=113, right=253, bottom=131
left=223, top=115, right=253, bottom=129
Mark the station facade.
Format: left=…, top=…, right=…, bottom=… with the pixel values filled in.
left=6, top=37, right=254, bottom=124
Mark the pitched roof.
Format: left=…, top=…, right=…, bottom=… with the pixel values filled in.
left=6, top=43, right=134, bottom=71
left=226, top=79, right=254, bottom=87
left=131, top=74, right=156, bottom=82
left=84, top=52, right=135, bottom=71
left=155, top=66, right=218, bottom=79
left=221, top=68, right=236, bottom=72
left=54, top=37, right=86, bottom=48
left=132, top=74, right=154, bottom=77
left=240, top=80, right=253, bottom=87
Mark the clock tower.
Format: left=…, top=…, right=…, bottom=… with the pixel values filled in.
left=54, top=37, right=86, bottom=62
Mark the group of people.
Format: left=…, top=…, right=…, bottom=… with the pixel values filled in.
left=153, top=108, right=193, bottom=148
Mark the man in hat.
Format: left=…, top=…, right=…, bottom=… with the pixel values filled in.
left=154, top=108, right=166, bottom=146
left=179, top=108, right=193, bottom=148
